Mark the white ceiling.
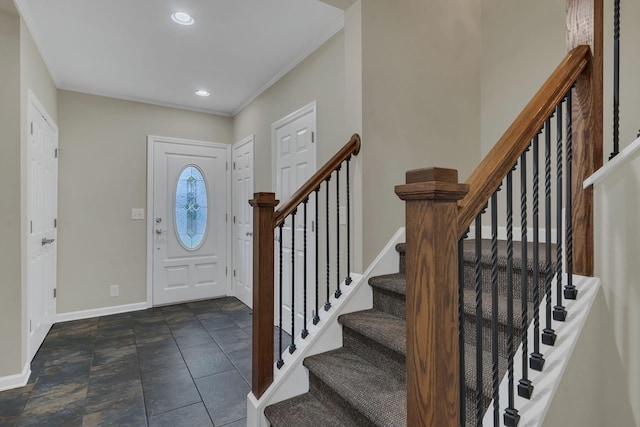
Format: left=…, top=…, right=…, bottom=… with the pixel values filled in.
left=15, top=0, right=344, bottom=116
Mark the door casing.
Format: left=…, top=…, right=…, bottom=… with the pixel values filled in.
left=146, top=135, right=231, bottom=307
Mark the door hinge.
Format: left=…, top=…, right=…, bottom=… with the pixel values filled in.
left=233, top=162, right=236, bottom=170
left=225, top=267, right=228, bottom=276
left=233, top=269, right=236, bottom=277
left=30, top=221, right=33, bottom=233
left=29, top=319, right=32, bottom=333
left=233, top=216, right=236, bottom=224
left=312, top=131, right=315, bottom=143
left=30, top=122, right=33, bottom=135
left=226, top=214, right=228, bottom=223
left=226, top=161, right=228, bottom=170
left=53, top=288, right=57, bottom=298
left=54, top=218, right=57, bottom=228
left=54, top=148, right=58, bottom=158
left=311, top=220, right=315, bottom=232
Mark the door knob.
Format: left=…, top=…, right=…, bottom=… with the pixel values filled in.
left=155, top=218, right=162, bottom=223
left=246, top=232, right=253, bottom=237
left=41, top=238, right=55, bottom=246
left=155, top=228, right=163, bottom=235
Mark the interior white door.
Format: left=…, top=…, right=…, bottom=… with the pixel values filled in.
left=273, top=104, right=316, bottom=335
left=232, top=136, right=254, bottom=308
left=152, top=140, right=228, bottom=305
left=27, top=94, right=58, bottom=359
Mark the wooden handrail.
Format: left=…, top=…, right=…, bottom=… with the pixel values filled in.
left=273, top=133, right=361, bottom=227
left=457, top=45, right=591, bottom=238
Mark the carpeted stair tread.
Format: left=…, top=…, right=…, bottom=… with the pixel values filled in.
left=400, top=240, right=554, bottom=271
left=462, top=287, right=530, bottom=328
left=368, top=273, right=406, bottom=296
left=462, top=239, right=556, bottom=272
left=463, top=343, right=508, bottom=399
left=339, top=309, right=406, bottom=356
left=265, top=392, right=357, bottom=427
left=304, top=348, right=406, bottom=427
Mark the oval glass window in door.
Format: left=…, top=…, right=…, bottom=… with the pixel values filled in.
left=175, top=165, right=208, bottom=250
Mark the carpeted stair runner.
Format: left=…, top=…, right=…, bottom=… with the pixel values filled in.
left=265, top=240, right=555, bottom=426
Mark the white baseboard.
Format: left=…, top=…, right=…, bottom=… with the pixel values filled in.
left=0, top=362, right=31, bottom=392
left=56, top=302, right=148, bottom=323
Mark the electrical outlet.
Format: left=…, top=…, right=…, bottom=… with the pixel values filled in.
left=110, top=285, right=120, bottom=297
left=339, top=206, right=347, bottom=225
left=131, top=208, right=145, bottom=220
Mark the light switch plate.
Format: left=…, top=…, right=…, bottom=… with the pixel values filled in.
left=131, top=208, right=145, bottom=220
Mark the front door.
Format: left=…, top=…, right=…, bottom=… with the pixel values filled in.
left=151, top=137, right=229, bottom=306
left=232, top=136, right=254, bottom=308
left=273, top=103, right=317, bottom=334
left=27, top=93, right=58, bottom=359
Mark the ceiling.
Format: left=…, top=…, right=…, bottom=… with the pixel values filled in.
left=15, top=0, right=344, bottom=116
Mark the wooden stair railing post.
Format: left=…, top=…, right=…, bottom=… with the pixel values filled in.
left=567, top=0, right=603, bottom=276
left=395, top=168, right=469, bottom=426
left=249, top=192, right=279, bottom=399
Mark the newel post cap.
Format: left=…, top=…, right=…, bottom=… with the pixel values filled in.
left=249, top=192, right=279, bottom=207
left=395, top=167, right=469, bottom=201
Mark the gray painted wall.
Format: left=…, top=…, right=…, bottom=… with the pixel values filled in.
left=56, top=90, right=232, bottom=314
left=0, top=6, right=22, bottom=378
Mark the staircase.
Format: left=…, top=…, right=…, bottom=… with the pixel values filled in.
left=264, top=240, right=555, bottom=426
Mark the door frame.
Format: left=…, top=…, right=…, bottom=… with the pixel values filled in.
left=146, top=135, right=232, bottom=307
left=25, top=89, right=59, bottom=361
left=271, top=101, right=317, bottom=194
left=231, top=135, right=255, bottom=307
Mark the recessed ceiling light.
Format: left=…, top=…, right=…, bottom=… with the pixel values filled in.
left=195, top=90, right=210, bottom=97
left=171, top=12, right=195, bottom=26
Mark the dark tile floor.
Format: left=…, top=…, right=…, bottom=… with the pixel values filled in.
left=0, top=297, right=284, bottom=427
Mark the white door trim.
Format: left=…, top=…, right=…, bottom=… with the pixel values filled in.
left=25, top=90, right=59, bottom=361
left=271, top=101, right=317, bottom=193
left=146, top=135, right=231, bottom=307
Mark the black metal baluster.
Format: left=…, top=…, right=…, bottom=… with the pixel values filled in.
left=458, top=232, right=468, bottom=427
left=313, top=188, right=320, bottom=324
left=345, top=157, right=352, bottom=286
left=518, top=149, right=534, bottom=398
left=277, top=224, right=284, bottom=369
left=302, top=200, right=309, bottom=339
left=290, top=212, right=297, bottom=354
left=542, top=118, right=557, bottom=346
left=335, top=165, right=342, bottom=299
left=554, top=103, right=567, bottom=322
left=474, top=214, right=484, bottom=427
left=324, top=178, right=331, bottom=311
left=491, top=191, right=500, bottom=426
left=564, top=90, right=577, bottom=300
left=530, top=133, right=545, bottom=371
left=610, top=0, right=621, bottom=159
left=504, top=171, right=520, bottom=427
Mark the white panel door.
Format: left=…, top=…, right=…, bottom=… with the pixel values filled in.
left=273, top=104, right=316, bottom=335
left=27, top=95, right=58, bottom=359
left=232, top=136, right=254, bottom=308
left=152, top=140, right=228, bottom=305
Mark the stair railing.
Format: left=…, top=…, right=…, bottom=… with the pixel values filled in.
left=249, top=134, right=361, bottom=399
left=396, top=0, right=602, bottom=424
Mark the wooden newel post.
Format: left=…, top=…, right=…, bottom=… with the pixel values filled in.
left=249, top=192, right=279, bottom=399
left=395, top=168, right=469, bottom=426
left=567, top=0, right=603, bottom=276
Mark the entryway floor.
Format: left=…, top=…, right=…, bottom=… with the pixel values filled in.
left=0, top=297, right=285, bottom=426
